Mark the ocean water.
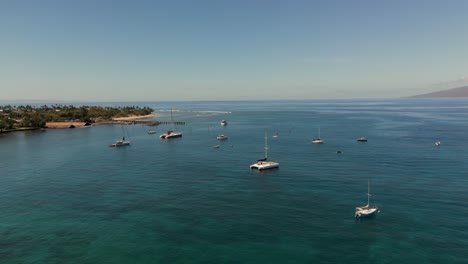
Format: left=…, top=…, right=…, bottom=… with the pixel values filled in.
left=0, top=99, right=467, bottom=264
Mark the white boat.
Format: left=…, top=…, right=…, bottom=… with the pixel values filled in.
left=148, top=130, right=156, bottom=134
left=312, top=127, right=324, bottom=144
left=160, top=130, right=182, bottom=139
left=216, top=134, right=228, bottom=140
left=159, top=108, right=183, bottom=139
left=435, top=141, right=441, bottom=146
left=357, top=137, right=368, bottom=142
left=355, top=181, right=379, bottom=218
left=272, top=130, right=279, bottom=138
left=250, top=129, right=279, bottom=170
left=110, top=126, right=131, bottom=147
left=220, top=120, right=228, bottom=126
left=109, top=137, right=131, bottom=147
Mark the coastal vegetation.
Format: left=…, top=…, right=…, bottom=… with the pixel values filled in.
left=0, top=105, right=153, bottom=131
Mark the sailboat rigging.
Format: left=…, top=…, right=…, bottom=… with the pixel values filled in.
left=160, top=108, right=182, bottom=139
left=355, top=181, right=379, bottom=218
left=250, top=129, right=279, bottom=170
left=312, top=127, right=324, bottom=144
left=110, top=125, right=131, bottom=147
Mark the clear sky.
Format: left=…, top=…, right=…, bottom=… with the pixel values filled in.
left=1, top=0, right=468, bottom=101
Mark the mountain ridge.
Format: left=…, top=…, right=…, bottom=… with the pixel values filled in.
left=411, top=86, right=468, bottom=97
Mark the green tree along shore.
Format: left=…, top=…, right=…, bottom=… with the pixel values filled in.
left=0, top=105, right=153, bottom=130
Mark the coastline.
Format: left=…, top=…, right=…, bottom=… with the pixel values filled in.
left=45, top=122, right=87, bottom=129
left=0, top=127, right=42, bottom=134
left=45, top=114, right=157, bottom=129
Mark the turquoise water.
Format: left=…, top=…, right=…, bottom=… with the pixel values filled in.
left=1, top=99, right=467, bottom=263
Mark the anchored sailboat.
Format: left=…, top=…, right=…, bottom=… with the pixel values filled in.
left=355, top=181, right=379, bottom=218
left=110, top=126, right=131, bottom=147
left=312, top=127, right=324, bottom=144
left=250, top=129, right=279, bottom=170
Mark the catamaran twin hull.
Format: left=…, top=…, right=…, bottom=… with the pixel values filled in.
left=160, top=131, right=182, bottom=139
left=250, top=161, right=279, bottom=170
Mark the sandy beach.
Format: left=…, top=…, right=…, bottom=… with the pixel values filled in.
left=112, top=114, right=157, bottom=121
left=46, top=122, right=87, bottom=129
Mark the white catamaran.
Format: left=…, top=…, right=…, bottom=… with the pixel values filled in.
left=160, top=108, right=182, bottom=139
left=250, top=129, right=279, bottom=170
left=355, top=181, right=379, bottom=218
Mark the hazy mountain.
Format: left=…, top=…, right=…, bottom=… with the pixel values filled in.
left=411, top=86, right=468, bottom=97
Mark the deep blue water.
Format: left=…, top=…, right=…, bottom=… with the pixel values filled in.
left=1, top=99, right=467, bottom=263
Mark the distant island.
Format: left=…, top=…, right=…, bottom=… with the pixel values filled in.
left=411, top=86, right=468, bottom=98
left=0, top=104, right=154, bottom=132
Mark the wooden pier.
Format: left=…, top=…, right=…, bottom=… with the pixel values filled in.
left=108, top=120, right=185, bottom=126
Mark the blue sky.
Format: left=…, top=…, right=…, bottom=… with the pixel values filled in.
left=1, top=0, right=468, bottom=101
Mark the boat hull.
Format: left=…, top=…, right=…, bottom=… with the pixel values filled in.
left=355, top=208, right=378, bottom=218
left=160, top=131, right=182, bottom=139
left=165, top=133, right=182, bottom=139
left=250, top=161, right=279, bottom=170
left=109, top=141, right=131, bottom=147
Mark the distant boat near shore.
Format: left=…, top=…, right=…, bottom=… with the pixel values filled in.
left=357, top=137, right=368, bottom=142
left=109, top=137, right=131, bottom=147
left=160, top=130, right=182, bottom=139
left=110, top=126, right=130, bottom=147
left=220, top=120, right=228, bottom=126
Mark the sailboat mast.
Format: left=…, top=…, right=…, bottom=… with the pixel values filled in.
left=264, top=129, right=268, bottom=159
left=367, top=180, right=371, bottom=206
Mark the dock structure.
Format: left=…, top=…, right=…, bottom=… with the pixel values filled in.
left=108, top=120, right=185, bottom=126
left=154, top=121, right=186, bottom=125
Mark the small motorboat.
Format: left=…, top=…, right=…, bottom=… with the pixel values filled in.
left=357, top=137, right=368, bottom=142
left=435, top=141, right=441, bottom=146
